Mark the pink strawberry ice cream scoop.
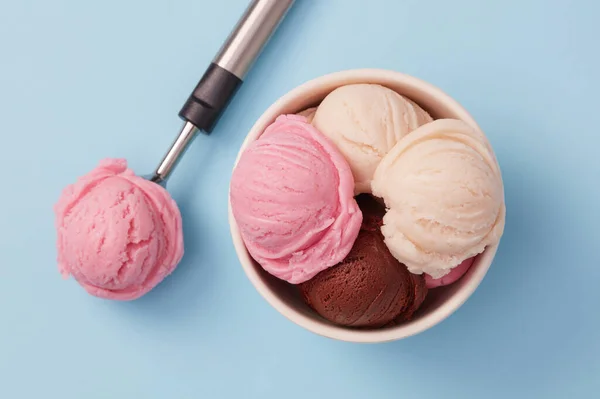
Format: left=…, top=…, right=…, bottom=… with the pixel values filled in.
left=230, top=114, right=362, bottom=284
left=54, top=158, right=184, bottom=300
left=425, top=257, right=475, bottom=289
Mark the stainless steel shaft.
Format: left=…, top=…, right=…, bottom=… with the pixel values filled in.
left=150, top=0, right=296, bottom=185
left=213, top=0, right=295, bottom=79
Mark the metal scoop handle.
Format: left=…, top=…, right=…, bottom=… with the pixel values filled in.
left=151, top=0, right=295, bottom=184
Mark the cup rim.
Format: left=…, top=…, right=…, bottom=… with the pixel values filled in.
left=228, top=68, right=497, bottom=343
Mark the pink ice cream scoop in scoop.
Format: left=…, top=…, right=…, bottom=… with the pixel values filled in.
left=55, top=159, right=184, bottom=300
left=230, top=114, right=362, bottom=284
left=53, top=2, right=296, bottom=299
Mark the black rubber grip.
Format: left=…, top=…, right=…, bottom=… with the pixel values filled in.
left=178, top=63, right=242, bottom=134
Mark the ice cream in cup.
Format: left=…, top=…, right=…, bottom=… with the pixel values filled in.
left=229, top=69, right=505, bottom=343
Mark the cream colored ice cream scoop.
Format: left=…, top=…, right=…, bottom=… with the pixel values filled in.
left=372, top=118, right=505, bottom=279
left=313, top=83, right=432, bottom=194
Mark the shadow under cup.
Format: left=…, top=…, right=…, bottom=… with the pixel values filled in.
left=229, top=69, right=500, bottom=343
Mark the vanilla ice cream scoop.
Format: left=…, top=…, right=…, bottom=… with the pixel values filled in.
left=313, top=84, right=432, bottom=193
left=372, top=119, right=505, bottom=279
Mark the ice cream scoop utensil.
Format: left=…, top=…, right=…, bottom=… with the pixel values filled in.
left=149, top=0, right=296, bottom=185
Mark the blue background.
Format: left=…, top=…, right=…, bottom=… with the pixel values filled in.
left=1, top=0, right=598, bottom=397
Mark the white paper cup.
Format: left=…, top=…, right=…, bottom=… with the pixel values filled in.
left=228, top=69, right=499, bottom=343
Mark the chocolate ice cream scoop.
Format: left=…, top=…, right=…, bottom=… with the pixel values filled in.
left=300, top=195, right=428, bottom=328
left=386, top=272, right=428, bottom=327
